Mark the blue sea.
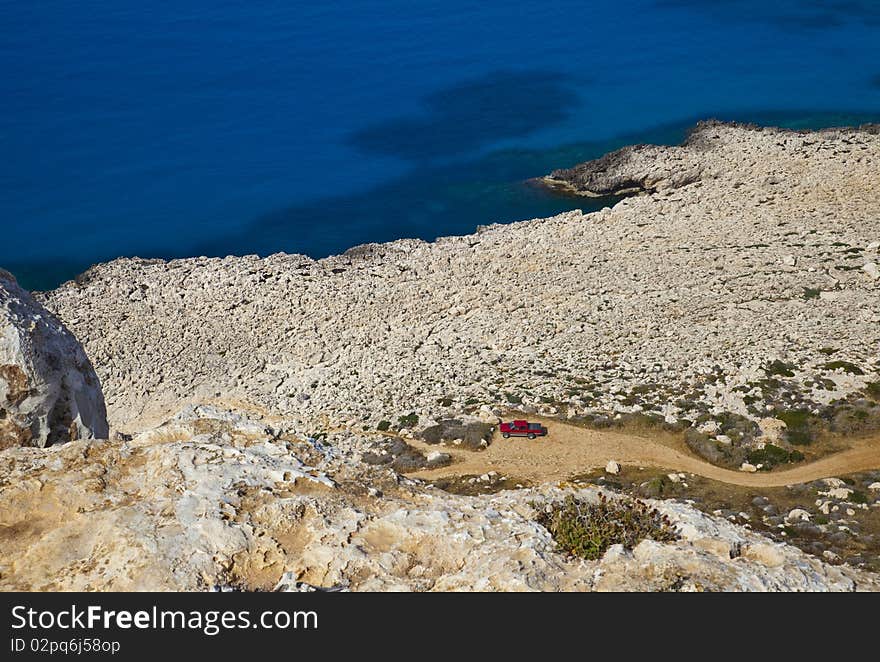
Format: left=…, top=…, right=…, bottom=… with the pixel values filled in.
left=2, top=1, right=880, bottom=290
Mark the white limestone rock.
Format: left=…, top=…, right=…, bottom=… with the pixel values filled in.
left=757, top=417, right=787, bottom=443
left=2, top=412, right=877, bottom=592
left=786, top=508, right=811, bottom=523
left=0, top=269, right=108, bottom=448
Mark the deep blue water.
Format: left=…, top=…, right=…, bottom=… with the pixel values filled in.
left=2, top=1, right=880, bottom=290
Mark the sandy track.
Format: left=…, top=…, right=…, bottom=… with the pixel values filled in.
left=409, top=416, right=880, bottom=487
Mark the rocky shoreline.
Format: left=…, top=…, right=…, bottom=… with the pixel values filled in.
left=2, top=120, right=880, bottom=591
left=44, top=121, right=880, bottom=462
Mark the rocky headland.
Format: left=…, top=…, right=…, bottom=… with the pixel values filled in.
left=2, top=121, right=880, bottom=591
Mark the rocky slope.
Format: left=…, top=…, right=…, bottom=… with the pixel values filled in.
left=2, top=406, right=876, bottom=591
left=2, top=120, right=879, bottom=591
left=42, top=122, right=880, bottom=443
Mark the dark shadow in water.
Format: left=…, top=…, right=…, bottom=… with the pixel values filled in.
left=191, top=121, right=689, bottom=262
left=654, top=0, right=880, bottom=29
left=346, top=70, right=583, bottom=163
left=8, top=109, right=880, bottom=292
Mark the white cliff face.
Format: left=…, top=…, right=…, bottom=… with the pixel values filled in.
left=0, top=269, right=108, bottom=448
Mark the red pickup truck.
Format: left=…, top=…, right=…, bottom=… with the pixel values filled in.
left=500, top=420, right=548, bottom=439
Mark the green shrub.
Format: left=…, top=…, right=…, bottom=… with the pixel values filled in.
left=777, top=408, right=816, bottom=445
left=785, top=428, right=813, bottom=445
left=823, top=360, right=864, bottom=375
left=716, top=411, right=760, bottom=437
left=397, top=413, right=419, bottom=429
left=684, top=429, right=734, bottom=466
left=420, top=419, right=493, bottom=450
left=535, top=494, right=678, bottom=560
left=850, top=490, right=868, bottom=504
left=376, top=420, right=392, bottom=432
left=778, top=409, right=810, bottom=428
left=802, top=287, right=821, bottom=299
left=746, top=444, right=804, bottom=469
left=865, top=382, right=880, bottom=401
left=637, top=476, right=675, bottom=499
left=764, top=360, right=795, bottom=377
left=504, top=392, right=523, bottom=404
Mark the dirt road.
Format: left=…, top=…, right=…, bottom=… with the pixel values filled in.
left=409, top=416, right=880, bottom=487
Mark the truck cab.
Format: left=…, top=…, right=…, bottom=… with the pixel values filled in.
left=499, top=420, right=548, bottom=439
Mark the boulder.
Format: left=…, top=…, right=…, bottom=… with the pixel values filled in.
left=786, top=508, right=812, bottom=523
left=757, top=417, right=787, bottom=444
left=742, top=543, right=785, bottom=568
left=476, top=405, right=500, bottom=425
left=605, top=460, right=620, bottom=475
left=820, top=486, right=853, bottom=500
left=0, top=269, right=108, bottom=448
left=425, top=450, right=451, bottom=467
left=697, top=420, right=721, bottom=435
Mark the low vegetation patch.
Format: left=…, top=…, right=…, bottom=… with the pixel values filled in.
left=535, top=493, right=678, bottom=560
left=823, top=360, right=864, bottom=375
left=362, top=437, right=448, bottom=472
left=764, top=360, right=796, bottom=377
left=573, top=411, right=684, bottom=434
left=851, top=490, right=869, bottom=505
left=572, top=467, right=880, bottom=572
left=747, top=444, right=804, bottom=470
left=684, top=429, right=732, bottom=466
left=776, top=408, right=817, bottom=445
left=397, top=413, right=419, bottom=429
left=420, top=418, right=494, bottom=450
left=431, top=473, right=530, bottom=496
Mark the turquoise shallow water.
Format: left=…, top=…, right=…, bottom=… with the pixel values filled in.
left=2, top=1, right=879, bottom=290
